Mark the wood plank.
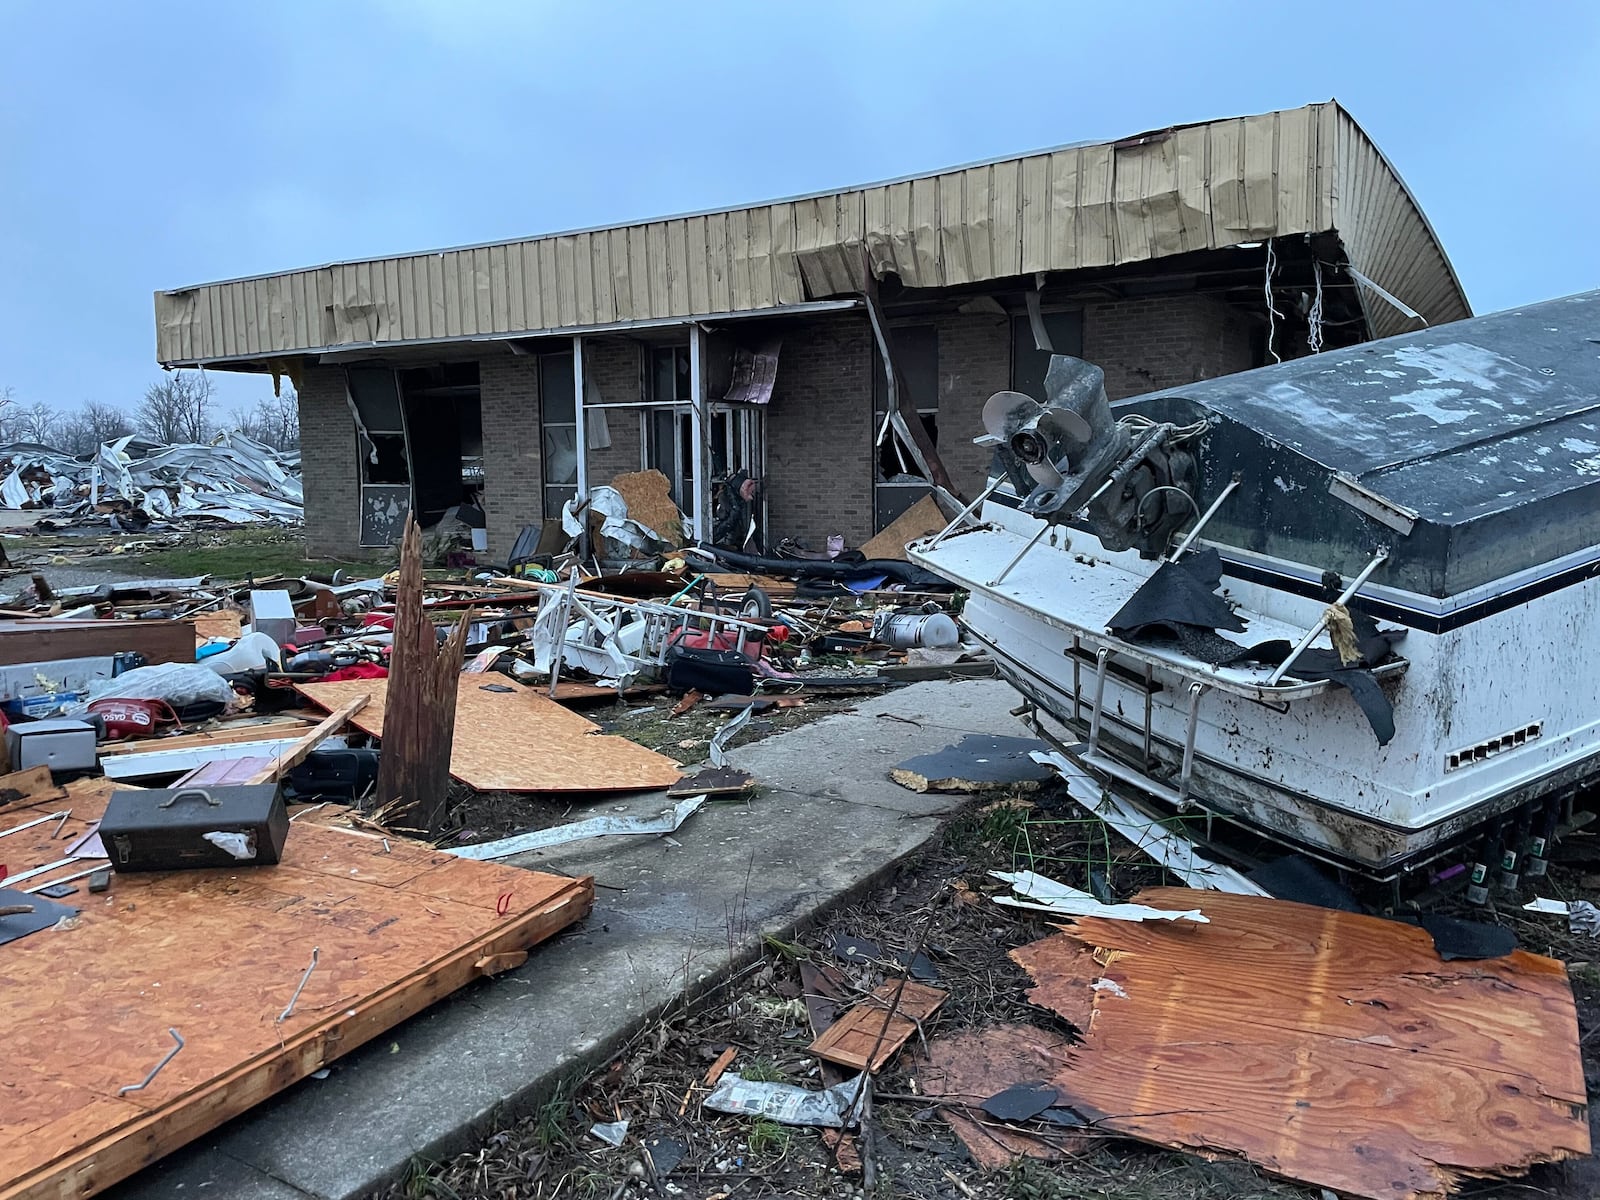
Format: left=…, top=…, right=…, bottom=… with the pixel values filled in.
left=239, top=694, right=370, bottom=786
left=0, top=765, right=62, bottom=807
left=98, top=719, right=316, bottom=758
left=808, top=980, right=946, bottom=1072
left=0, top=792, right=592, bottom=1200
left=1014, top=889, right=1590, bottom=1200
left=0, top=620, right=193, bottom=667
left=296, top=676, right=681, bottom=794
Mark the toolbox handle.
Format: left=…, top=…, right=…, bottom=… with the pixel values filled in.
left=157, top=789, right=222, bottom=810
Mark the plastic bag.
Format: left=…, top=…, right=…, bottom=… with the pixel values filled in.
left=76, top=663, right=238, bottom=711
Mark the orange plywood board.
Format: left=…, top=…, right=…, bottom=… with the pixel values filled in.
left=296, top=676, right=682, bottom=794
left=1015, top=889, right=1590, bottom=1200
left=0, top=781, right=592, bottom=1200
left=808, top=980, right=947, bottom=1072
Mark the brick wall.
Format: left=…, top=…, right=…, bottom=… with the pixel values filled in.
left=479, top=353, right=542, bottom=557
left=1084, top=295, right=1256, bottom=400
left=765, top=314, right=875, bottom=547
left=297, top=365, right=360, bottom=558
left=584, top=339, right=645, bottom=485
left=928, top=310, right=1010, bottom=500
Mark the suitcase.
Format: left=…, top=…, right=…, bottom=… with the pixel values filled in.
left=664, top=645, right=756, bottom=696
left=99, top=784, right=289, bottom=872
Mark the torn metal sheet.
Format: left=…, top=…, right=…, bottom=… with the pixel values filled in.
left=0, top=432, right=301, bottom=529
left=1032, top=752, right=1267, bottom=895
left=990, top=870, right=1207, bottom=923
left=447, top=796, right=706, bottom=861
left=708, top=704, right=755, bottom=768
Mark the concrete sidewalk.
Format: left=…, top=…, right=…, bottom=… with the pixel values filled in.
left=108, top=677, right=1026, bottom=1200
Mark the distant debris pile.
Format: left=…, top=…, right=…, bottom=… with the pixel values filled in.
left=0, top=432, right=302, bottom=530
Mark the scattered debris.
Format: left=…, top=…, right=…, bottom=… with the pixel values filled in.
left=703, top=1071, right=866, bottom=1128
left=990, top=869, right=1207, bottom=923
left=807, top=979, right=947, bottom=1072
left=1527, top=896, right=1600, bottom=935
left=891, top=734, right=1055, bottom=793
left=448, top=796, right=706, bottom=861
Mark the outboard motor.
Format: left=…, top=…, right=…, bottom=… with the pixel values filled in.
left=979, top=355, right=1201, bottom=558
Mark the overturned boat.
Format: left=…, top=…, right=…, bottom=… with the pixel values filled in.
left=911, top=291, right=1600, bottom=879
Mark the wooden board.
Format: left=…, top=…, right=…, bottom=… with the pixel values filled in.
left=296, top=676, right=682, bottom=794
left=808, top=980, right=946, bottom=1072
left=0, top=619, right=195, bottom=668
left=859, top=494, right=946, bottom=561
left=190, top=611, right=243, bottom=641
left=1014, top=889, right=1591, bottom=1199
left=98, top=718, right=317, bottom=759
left=0, top=780, right=592, bottom=1200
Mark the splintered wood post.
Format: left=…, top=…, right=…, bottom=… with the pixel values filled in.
left=377, top=513, right=471, bottom=835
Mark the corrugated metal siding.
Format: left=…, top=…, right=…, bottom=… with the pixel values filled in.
left=1332, top=109, right=1471, bottom=339
left=154, top=102, right=1468, bottom=364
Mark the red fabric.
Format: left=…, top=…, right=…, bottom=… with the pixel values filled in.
left=361, top=613, right=395, bottom=631
left=321, top=663, right=389, bottom=682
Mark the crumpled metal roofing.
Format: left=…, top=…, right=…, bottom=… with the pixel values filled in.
left=0, top=431, right=302, bottom=527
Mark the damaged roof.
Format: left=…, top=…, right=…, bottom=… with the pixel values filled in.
left=1125, top=290, right=1600, bottom=599
left=153, top=101, right=1468, bottom=370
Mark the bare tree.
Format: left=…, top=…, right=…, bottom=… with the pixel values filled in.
left=0, top=387, right=16, bottom=443
left=15, top=400, right=64, bottom=446
left=138, top=371, right=216, bottom=444
left=59, top=401, right=135, bottom=456
left=227, top=386, right=299, bottom=451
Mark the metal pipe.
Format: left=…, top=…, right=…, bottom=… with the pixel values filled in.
left=1266, top=548, right=1389, bottom=686
left=1087, top=648, right=1112, bottom=750
left=1083, top=424, right=1172, bottom=510
left=119, top=1028, right=184, bottom=1095
left=22, top=863, right=105, bottom=894
left=926, top=476, right=1002, bottom=549
left=1169, top=474, right=1242, bottom=562
left=0, top=811, right=72, bottom=840
left=988, top=523, right=1050, bottom=587
left=1177, top=683, right=1206, bottom=807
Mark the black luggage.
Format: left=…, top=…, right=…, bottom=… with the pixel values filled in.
left=99, top=784, right=290, bottom=872
left=664, top=645, right=757, bottom=696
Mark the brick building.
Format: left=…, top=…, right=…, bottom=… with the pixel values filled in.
left=153, top=102, right=1468, bottom=559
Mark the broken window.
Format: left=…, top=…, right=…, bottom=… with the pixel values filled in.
left=396, top=363, right=481, bottom=527
left=1009, top=311, right=1084, bottom=401
left=873, top=324, right=939, bottom=528
left=540, top=353, right=578, bottom=518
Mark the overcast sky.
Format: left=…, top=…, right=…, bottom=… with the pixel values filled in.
left=2, top=1, right=1597, bottom=416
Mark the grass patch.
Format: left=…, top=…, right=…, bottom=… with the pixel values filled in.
left=738, top=1057, right=787, bottom=1083
left=746, top=1116, right=792, bottom=1159
left=128, top=529, right=382, bottom=582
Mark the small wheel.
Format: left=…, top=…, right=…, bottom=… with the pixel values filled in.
left=740, top=587, right=773, bottom=619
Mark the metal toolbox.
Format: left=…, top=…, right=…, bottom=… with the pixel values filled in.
left=99, top=784, right=289, bottom=872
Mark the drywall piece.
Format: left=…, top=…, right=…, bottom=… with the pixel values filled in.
left=297, top=675, right=682, bottom=794
left=1032, top=751, right=1268, bottom=895
left=807, top=979, right=947, bottom=1072
left=990, top=870, right=1206, bottom=923
left=1013, top=889, right=1591, bottom=1200
left=0, top=786, right=592, bottom=1200
left=892, top=735, right=1054, bottom=794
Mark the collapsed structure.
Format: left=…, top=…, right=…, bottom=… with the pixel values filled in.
left=151, top=101, right=1467, bottom=559
left=0, top=432, right=302, bottom=528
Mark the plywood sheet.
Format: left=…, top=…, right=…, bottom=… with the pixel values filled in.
left=1014, top=889, right=1590, bottom=1200
left=609, top=469, right=684, bottom=547
left=858, top=494, right=946, bottom=562
left=0, top=787, right=592, bottom=1200
left=296, top=676, right=681, bottom=794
